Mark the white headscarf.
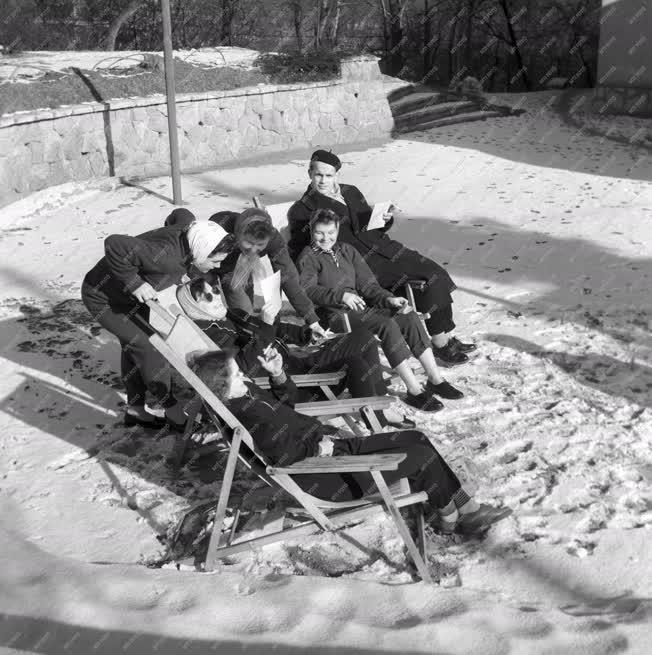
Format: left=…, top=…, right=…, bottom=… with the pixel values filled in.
left=186, top=221, right=229, bottom=264
left=176, top=281, right=227, bottom=322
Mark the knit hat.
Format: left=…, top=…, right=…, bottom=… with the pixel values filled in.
left=186, top=221, right=230, bottom=263
left=310, top=149, right=341, bottom=171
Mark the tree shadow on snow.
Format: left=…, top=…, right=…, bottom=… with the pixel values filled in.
left=390, top=214, right=652, bottom=350
left=0, top=613, right=432, bottom=655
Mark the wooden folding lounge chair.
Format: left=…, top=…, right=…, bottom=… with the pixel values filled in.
left=147, top=297, right=368, bottom=440
left=147, top=305, right=433, bottom=583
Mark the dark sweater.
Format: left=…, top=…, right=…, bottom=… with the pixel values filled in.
left=209, top=211, right=319, bottom=326
left=288, top=184, right=401, bottom=261
left=297, top=243, right=393, bottom=314
left=82, top=226, right=192, bottom=307
left=227, top=374, right=327, bottom=466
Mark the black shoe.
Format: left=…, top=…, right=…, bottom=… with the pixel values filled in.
left=378, top=412, right=417, bottom=430
left=449, top=336, right=477, bottom=353
left=457, top=504, right=513, bottom=536
left=124, top=411, right=167, bottom=429
left=404, top=392, right=444, bottom=412
left=432, top=342, right=469, bottom=366
left=426, top=380, right=464, bottom=399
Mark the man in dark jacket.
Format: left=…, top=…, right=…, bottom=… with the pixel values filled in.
left=288, top=150, right=477, bottom=366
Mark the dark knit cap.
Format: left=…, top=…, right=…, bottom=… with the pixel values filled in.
left=310, top=149, right=342, bottom=171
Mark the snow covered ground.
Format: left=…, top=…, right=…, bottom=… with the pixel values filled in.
left=0, top=47, right=261, bottom=82
left=0, top=92, right=651, bottom=653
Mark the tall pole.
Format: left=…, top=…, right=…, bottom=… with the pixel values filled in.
left=160, top=0, right=182, bottom=204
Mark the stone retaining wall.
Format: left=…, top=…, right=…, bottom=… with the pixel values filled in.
left=0, top=57, right=393, bottom=207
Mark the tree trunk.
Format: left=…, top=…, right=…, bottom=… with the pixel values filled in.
left=329, top=0, right=342, bottom=46
left=463, top=0, right=476, bottom=74
left=389, top=0, right=405, bottom=76
left=221, top=0, right=236, bottom=46
left=315, top=0, right=331, bottom=48
left=447, top=14, right=459, bottom=83
left=489, top=38, right=500, bottom=91
left=498, top=0, right=531, bottom=90
left=423, top=0, right=431, bottom=74
left=105, top=0, right=144, bottom=50
left=291, top=1, right=304, bottom=51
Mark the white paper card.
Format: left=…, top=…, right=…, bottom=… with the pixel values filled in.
left=259, top=270, right=282, bottom=307
left=366, top=201, right=393, bottom=231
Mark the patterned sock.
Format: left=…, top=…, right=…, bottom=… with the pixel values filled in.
left=452, top=488, right=479, bottom=514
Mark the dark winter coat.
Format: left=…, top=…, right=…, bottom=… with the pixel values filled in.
left=82, top=226, right=192, bottom=308
left=227, top=374, right=329, bottom=466
left=287, top=184, right=401, bottom=261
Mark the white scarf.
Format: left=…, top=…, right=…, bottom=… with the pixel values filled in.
left=186, top=221, right=229, bottom=264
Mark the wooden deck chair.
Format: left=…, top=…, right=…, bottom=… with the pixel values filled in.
left=147, top=306, right=433, bottom=582
left=252, top=196, right=430, bottom=325
left=146, top=300, right=366, bottom=475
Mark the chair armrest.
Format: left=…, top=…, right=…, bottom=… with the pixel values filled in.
left=267, top=453, right=406, bottom=475
left=295, top=396, right=393, bottom=416
left=252, top=370, right=346, bottom=389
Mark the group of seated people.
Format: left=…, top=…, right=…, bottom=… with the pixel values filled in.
left=81, top=149, right=510, bottom=537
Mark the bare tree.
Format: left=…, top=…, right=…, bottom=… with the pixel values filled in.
left=496, top=0, right=531, bottom=89
left=289, top=0, right=305, bottom=50
left=379, top=0, right=410, bottom=75
left=105, top=0, right=146, bottom=50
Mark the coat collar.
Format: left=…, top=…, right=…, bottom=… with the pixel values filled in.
left=300, top=183, right=355, bottom=210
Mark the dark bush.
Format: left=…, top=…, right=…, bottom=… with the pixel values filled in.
left=255, top=49, right=342, bottom=84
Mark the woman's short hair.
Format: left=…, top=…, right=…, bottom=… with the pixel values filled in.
left=241, top=219, right=274, bottom=242
left=192, top=350, right=233, bottom=400
left=309, top=208, right=341, bottom=229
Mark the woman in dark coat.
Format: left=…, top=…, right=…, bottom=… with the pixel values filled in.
left=192, top=348, right=511, bottom=536
left=297, top=209, right=464, bottom=413
left=81, top=209, right=234, bottom=428
left=288, top=150, right=477, bottom=366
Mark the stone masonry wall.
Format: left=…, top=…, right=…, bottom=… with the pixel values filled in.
left=0, top=57, right=393, bottom=207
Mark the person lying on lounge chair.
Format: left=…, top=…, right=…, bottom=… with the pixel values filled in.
left=297, top=209, right=464, bottom=413
left=172, top=278, right=416, bottom=429
left=192, top=348, right=512, bottom=536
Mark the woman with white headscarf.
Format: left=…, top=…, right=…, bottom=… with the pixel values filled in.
left=81, top=209, right=234, bottom=429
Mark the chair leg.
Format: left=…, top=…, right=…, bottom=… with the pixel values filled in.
left=370, top=471, right=433, bottom=583
left=405, top=283, right=429, bottom=334
left=361, top=405, right=383, bottom=433
left=205, top=426, right=243, bottom=572
left=320, top=385, right=364, bottom=437
left=415, top=505, right=428, bottom=561
left=169, top=397, right=203, bottom=473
